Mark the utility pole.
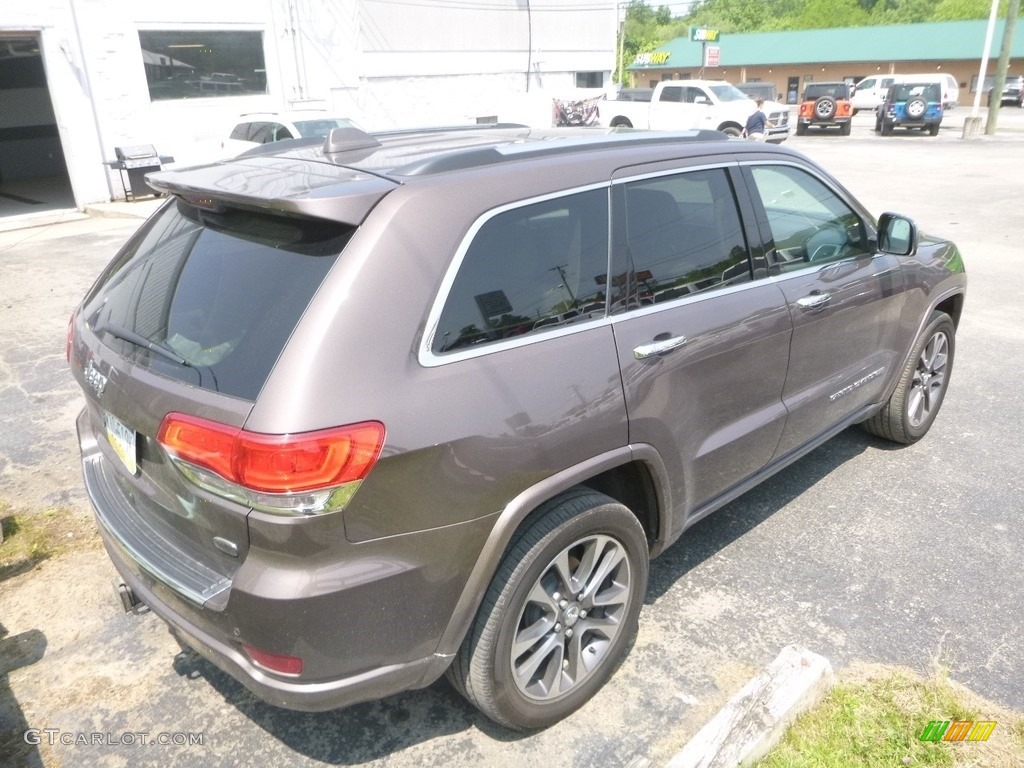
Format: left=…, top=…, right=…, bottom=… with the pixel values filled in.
left=986, top=0, right=1021, bottom=135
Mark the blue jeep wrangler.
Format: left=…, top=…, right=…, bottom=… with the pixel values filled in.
left=877, top=82, right=943, bottom=136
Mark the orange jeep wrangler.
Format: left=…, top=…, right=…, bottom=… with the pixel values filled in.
left=796, top=82, right=854, bottom=135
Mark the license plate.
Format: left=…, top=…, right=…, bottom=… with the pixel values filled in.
left=103, top=411, right=138, bottom=475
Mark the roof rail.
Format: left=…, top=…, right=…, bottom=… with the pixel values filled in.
left=392, top=128, right=729, bottom=176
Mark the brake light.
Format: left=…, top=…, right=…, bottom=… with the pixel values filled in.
left=157, top=413, right=385, bottom=508
left=242, top=644, right=303, bottom=676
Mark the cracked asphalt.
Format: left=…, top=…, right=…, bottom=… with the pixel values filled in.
left=1, top=110, right=1023, bottom=767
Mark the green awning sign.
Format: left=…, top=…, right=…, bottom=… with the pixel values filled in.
left=690, top=27, right=721, bottom=42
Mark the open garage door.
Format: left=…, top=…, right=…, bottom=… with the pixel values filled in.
left=0, top=33, right=74, bottom=221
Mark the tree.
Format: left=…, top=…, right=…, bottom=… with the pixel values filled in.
left=933, top=0, right=1010, bottom=20
left=791, top=0, right=870, bottom=29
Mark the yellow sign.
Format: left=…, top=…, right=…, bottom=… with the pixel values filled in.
left=690, top=27, right=721, bottom=42
left=633, top=52, right=671, bottom=66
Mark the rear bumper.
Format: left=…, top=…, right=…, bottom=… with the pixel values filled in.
left=77, top=407, right=493, bottom=712
left=95, top=521, right=445, bottom=711
left=798, top=117, right=852, bottom=126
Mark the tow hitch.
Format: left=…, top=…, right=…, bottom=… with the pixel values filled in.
left=112, top=578, right=147, bottom=614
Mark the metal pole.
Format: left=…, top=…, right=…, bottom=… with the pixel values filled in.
left=618, top=7, right=626, bottom=85
left=986, top=0, right=1021, bottom=134
left=971, top=0, right=1000, bottom=116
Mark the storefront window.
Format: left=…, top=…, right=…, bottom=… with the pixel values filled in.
left=139, top=30, right=267, bottom=101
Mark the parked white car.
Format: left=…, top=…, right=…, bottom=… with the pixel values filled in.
left=222, top=111, right=363, bottom=156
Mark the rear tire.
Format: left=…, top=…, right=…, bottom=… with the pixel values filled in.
left=796, top=122, right=807, bottom=136
left=840, top=121, right=852, bottom=136
left=929, top=123, right=940, bottom=136
left=863, top=312, right=955, bottom=444
left=447, top=488, right=649, bottom=730
left=880, top=119, right=893, bottom=136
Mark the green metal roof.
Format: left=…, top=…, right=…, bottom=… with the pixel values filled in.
left=629, top=20, right=1023, bottom=70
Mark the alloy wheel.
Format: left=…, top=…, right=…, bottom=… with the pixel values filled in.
left=510, top=534, right=632, bottom=701
left=908, top=330, right=949, bottom=428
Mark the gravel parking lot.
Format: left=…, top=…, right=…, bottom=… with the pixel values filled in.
left=1, top=109, right=1023, bottom=768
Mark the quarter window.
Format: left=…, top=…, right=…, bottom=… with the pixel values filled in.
left=748, top=165, right=870, bottom=271
left=433, top=189, right=609, bottom=354
left=614, top=168, right=751, bottom=311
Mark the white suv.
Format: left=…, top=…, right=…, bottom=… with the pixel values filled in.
left=222, top=110, right=362, bottom=156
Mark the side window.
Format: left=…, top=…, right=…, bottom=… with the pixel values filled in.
left=614, top=168, right=751, bottom=312
left=748, top=165, right=870, bottom=272
left=683, top=87, right=705, bottom=104
left=660, top=86, right=683, bottom=103
left=433, top=189, right=609, bottom=354
left=248, top=122, right=273, bottom=143
left=271, top=123, right=295, bottom=141
left=229, top=123, right=250, bottom=141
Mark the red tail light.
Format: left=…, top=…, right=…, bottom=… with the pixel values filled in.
left=157, top=413, right=385, bottom=495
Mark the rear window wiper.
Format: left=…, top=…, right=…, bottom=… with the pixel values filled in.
left=94, top=322, right=191, bottom=367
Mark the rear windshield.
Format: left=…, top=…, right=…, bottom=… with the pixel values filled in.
left=892, top=83, right=940, bottom=102
left=805, top=84, right=849, bottom=100
left=81, top=199, right=353, bottom=400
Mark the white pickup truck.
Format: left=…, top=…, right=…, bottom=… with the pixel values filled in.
left=598, top=80, right=790, bottom=143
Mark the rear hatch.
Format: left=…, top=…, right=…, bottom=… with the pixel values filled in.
left=70, top=191, right=366, bottom=609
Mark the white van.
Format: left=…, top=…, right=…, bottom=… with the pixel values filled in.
left=852, top=73, right=959, bottom=113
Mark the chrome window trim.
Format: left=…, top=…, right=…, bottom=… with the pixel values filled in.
left=419, top=182, right=613, bottom=369
left=418, top=160, right=757, bottom=368
left=609, top=159, right=736, bottom=186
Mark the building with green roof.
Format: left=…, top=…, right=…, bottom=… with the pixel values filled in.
left=627, top=20, right=1024, bottom=106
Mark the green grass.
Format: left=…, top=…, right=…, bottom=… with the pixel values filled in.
left=0, top=503, right=100, bottom=581
left=758, top=668, right=1024, bottom=768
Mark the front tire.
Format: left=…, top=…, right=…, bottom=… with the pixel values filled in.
left=447, top=488, right=649, bottom=730
left=863, top=311, right=955, bottom=444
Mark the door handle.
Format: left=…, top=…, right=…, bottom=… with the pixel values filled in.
left=795, top=293, right=831, bottom=311
left=633, top=335, right=688, bottom=360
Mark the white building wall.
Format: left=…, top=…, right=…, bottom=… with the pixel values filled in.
left=1, top=0, right=616, bottom=206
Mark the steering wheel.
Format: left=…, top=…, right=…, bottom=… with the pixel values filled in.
left=805, top=225, right=847, bottom=262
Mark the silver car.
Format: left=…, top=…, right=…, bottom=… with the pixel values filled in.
left=69, top=125, right=966, bottom=730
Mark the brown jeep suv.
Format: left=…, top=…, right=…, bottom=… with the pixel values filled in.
left=69, top=124, right=966, bottom=730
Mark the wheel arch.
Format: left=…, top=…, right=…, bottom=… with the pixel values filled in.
left=871, top=287, right=965, bottom=416
left=430, top=445, right=672, bottom=659
left=934, top=292, right=964, bottom=329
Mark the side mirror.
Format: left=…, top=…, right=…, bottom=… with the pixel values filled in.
left=877, top=213, right=918, bottom=256
left=694, top=96, right=711, bottom=106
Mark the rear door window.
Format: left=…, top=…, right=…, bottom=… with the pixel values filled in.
left=81, top=200, right=353, bottom=400
left=432, top=188, right=609, bottom=354
left=612, top=167, right=751, bottom=311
